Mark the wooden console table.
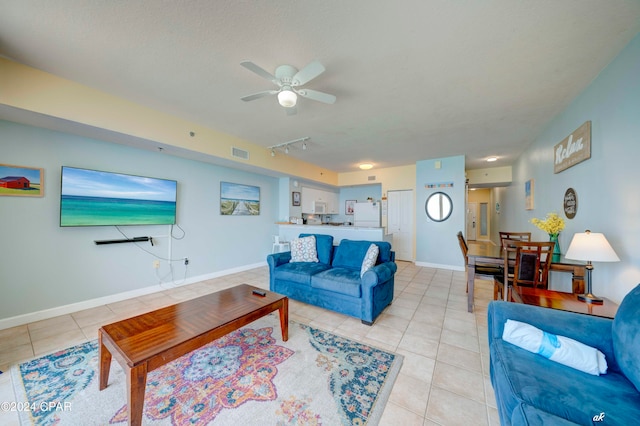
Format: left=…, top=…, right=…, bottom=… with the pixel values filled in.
left=513, top=287, right=619, bottom=319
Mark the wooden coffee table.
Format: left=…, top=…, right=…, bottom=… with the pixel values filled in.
left=513, top=287, right=618, bottom=319
left=98, top=284, right=288, bottom=426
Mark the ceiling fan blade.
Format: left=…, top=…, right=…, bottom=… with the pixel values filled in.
left=292, top=60, right=325, bottom=86
left=240, top=61, right=279, bottom=85
left=241, top=90, right=278, bottom=102
left=296, top=89, right=336, bottom=104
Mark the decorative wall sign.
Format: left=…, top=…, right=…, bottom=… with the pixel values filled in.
left=425, top=182, right=454, bottom=189
left=292, top=191, right=301, bottom=206
left=554, top=121, right=591, bottom=173
left=525, top=179, right=534, bottom=210
left=0, top=164, right=44, bottom=197
left=564, top=188, right=578, bottom=219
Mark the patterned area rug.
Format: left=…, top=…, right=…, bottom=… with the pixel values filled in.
left=11, top=315, right=402, bottom=425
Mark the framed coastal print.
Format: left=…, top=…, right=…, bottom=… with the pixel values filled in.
left=0, top=164, right=44, bottom=197
left=525, top=179, right=534, bottom=210
left=220, top=181, right=260, bottom=215
left=292, top=191, right=301, bottom=206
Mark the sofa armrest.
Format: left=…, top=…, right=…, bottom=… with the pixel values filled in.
left=267, top=251, right=292, bottom=271
left=487, top=301, right=617, bottom=369
left=361, top=261, right=397, bottom=288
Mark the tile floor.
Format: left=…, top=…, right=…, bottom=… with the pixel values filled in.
left=0, top=261, right=499, bottom=425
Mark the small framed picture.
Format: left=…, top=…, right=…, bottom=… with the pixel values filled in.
left=292, top=191, right=301, bottom=206
left=345, top=199, right=356, bottom=215
left=0, top=164, right=44, bottom=197
left=525, top=179, right=534, bottom=210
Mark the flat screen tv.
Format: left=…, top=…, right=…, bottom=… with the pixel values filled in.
left=60, top=166, right=177, bottom=227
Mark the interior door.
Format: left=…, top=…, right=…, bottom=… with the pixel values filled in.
left=467, top=202, right=478, bottom=241
left=388, top=190, right=414, bottom=261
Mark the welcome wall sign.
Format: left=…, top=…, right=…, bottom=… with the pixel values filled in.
left=554, top=121, right=591, bottom=173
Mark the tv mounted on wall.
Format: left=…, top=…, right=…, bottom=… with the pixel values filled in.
left=60, top=166, right=177, bottom=227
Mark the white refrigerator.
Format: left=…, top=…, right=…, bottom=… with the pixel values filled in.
left=353, top=202, right=381, bottom=227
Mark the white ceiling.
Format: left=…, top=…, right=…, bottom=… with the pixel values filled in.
left=1, top=0, right=639, bottom=173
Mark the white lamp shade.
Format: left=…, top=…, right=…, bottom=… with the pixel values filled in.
left=278, top=89, right=297, bottom=107
left=564, top=231, right=620, bottom=262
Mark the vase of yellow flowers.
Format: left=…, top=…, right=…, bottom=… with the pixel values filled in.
left=530, top=212, right=565, bottom=259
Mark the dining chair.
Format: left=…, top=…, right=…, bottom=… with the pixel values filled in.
left=457, top=232, right=503, bottom=292
left=494, top=240, right=555, bottom=301
left=499, top=232, right=531, bottom=248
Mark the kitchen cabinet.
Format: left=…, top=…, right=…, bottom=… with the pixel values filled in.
left=301, top=187, right=339, bottom=214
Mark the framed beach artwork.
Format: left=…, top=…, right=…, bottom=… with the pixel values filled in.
left=220, top=182, right=260, bottom=215
left=525, top=179, right=534, bottom=210
left=0, top=164, right=44, bottom=197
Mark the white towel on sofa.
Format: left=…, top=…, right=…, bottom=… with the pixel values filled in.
left=502, top=319, right=607, bottom=375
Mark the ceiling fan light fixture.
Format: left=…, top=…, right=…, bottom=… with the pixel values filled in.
left=278, top=88, right=297, bottom=108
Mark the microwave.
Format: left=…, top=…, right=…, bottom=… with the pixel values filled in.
left=314, top=201, right=327, bottom=214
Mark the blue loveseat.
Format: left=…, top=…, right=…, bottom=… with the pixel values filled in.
left=266, top=234, right=397, bottom=325
left=488, top=284, right=640, bottom=425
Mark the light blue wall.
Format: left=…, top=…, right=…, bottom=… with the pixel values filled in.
left=499, top=32, right=640, bottom=303
left=0, top=120, right=279, bottom=320
left=415, top=155, right=466, bottom=269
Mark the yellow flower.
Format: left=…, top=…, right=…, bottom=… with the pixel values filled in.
left=530, top=212, right=565, bottom=234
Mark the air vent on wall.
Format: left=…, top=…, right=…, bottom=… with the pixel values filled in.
left=368, top=176, right=376, bottom=181
left=231, top=147, right=250, bottom=160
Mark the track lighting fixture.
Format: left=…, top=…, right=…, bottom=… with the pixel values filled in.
left=267, top=136, right=310, bottom=156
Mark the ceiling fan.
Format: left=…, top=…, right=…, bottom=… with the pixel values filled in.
left=240, top=60, right=336, bottom=115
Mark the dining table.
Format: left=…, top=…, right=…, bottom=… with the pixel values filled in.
left=465, top=243, right=586, bottom=313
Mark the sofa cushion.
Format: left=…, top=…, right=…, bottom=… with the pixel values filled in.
left=273, top=262, right=333, bottom=285
left=332, top=240, right=392, bottom=271
left=311, top=268, right=362, bottom=297
left=612, top=284, right=640, bottom=392
left=299, top=233, right=334, bottom=265
left=360, top=243, right=379, bottom=277
left=491, top=339, right=640, bottom=425
left=290, top=235, right=319, bottom=262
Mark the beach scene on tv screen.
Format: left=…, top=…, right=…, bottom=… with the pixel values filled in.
left=60, top=167, right=177, bottom=226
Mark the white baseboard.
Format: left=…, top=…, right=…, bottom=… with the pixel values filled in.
left=415, top=261, right=465, bottom=272
left=0, top=261, right=267, bottom=331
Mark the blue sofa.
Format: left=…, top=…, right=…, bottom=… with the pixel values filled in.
left=488, top=284, right=640, bottom=425
left=267, top=234, right=397, bottom=325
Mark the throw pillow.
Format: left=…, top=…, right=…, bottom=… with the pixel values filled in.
left=289, top=235, right=319, bottom=263
left=502, top=319, right=607, bottom=375
left=360, top=243, right=380, bottom=277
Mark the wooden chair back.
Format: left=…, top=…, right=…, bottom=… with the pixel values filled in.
left=495, top=240, right=555, bottom=300
left=499, top=232, right=531, bottom=248
left=512, top=241, right=555, bottom=290
left=457, top=231, right=468, bottom=260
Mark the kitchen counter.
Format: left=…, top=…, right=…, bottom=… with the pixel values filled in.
left=277, top=224, right=392, bottom=245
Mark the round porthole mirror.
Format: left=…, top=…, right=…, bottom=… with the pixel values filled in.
left=425, top=192, right=453, bottom=222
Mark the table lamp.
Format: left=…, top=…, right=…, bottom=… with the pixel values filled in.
left=564, top=230, right=620, bottom=304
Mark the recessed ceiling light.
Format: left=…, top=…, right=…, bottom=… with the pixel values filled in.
left=487, top=156, right=498, bottom=162
left=359, top=163, right=374, bottom=170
